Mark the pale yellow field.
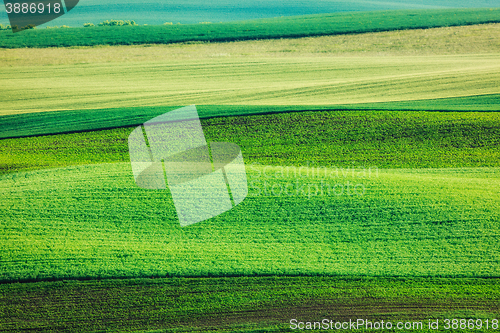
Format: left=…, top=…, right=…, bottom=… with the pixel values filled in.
left=1, top=23, right=499, bottom=115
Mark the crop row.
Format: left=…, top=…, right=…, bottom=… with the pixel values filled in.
left=1, top=8, right=500, bottom=48
left=1, top=95, right=500, bottom=139
left=1, top=110, right=500, bottom=175
left=2, top=54, right=499, bottom=114
left=0, top=275, right=499, bottom=332
left=1, top=162, right=499, bottom=282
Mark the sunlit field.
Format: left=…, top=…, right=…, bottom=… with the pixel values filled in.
left=1, top=23, right=499, bottom=114
left=1, top=13, right=499, bottom=331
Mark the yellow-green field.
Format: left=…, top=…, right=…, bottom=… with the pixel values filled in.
left=1, top=21, right=500, bottom=332
left=1, top=161, right=500, bottom=282
left=1, top=23, right=499, bottom=115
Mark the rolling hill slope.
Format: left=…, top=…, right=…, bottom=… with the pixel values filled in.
left=1, top=162, right=499, bottom=282
left=1, top=14, right=499, bottom=333
left=1, top=8, right=499, bottom=48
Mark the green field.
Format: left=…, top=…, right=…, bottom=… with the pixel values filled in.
left=0, top=94, right=499, bottom=139
left=1, top=23, right=499, bottom=116
left=1, top=276, right=499, bottom=332
left=2, top=108, right=500, bottom=282
left=1, top=14, right=500, bottom=332
left=1, top=53, right=499, bottom=114
left=1, top=23, right=499, bottom=142
left=1, top=110, right=500, bottom=331
left=2, top=161, right=500, bottom=281
left=1, top=8, right=499, bottom=48
left=2, top=110, right=500, bottom=174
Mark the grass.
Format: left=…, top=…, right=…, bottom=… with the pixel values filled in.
left=1, top=8, right=500, bottom=48
left=350, top=94, right=500, bottom=111
left=1, top=276, right=499, bottom=332
left=1, top=163, right=499, bottom=281
left=1, top=110, right=500, bottom=174
left=5, top=0, right=499, bottom=27
left=1, top=95, right=500, bottom=139
left=2, top=23, right=500, bottom=67
left=1, top=54, right=499, bottom=115
left=1, top=110, right=500, bottom=282
left=1, top=17, right=500, bottom=332
left=1, top=23, right=499, bottom=115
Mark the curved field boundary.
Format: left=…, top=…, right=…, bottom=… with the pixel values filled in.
left=1, top=95, right=499, bottom=139
left=1, top=163, right=499, bottom=282
left=0, top=8, right=500, bottom=48
left=1, top=276, right=498, bottom=332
